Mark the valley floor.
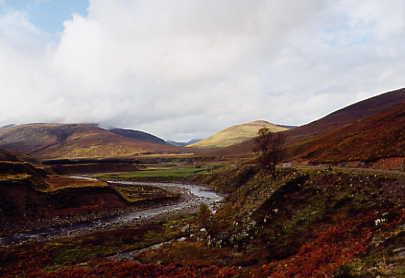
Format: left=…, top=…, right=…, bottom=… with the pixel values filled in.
left=1, top=164, right=404, bottom=278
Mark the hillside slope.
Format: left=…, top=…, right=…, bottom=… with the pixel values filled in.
left=285, top=87, right=405, bottom=144
left=288, top=102, right=405, bottom=166
left=188, top=120, right=288, bottom=149
left=203, top=166, right=405, bottom=277
left=0, top=124, right=182, bottom=159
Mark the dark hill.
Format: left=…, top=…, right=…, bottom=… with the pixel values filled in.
left=109, top=128, right=167, bottom=145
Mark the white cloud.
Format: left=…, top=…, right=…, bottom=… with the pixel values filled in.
left=0, top=0, right=404, bottom=140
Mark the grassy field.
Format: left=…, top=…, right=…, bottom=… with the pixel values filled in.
left=95, top=167, right=209, bottom=182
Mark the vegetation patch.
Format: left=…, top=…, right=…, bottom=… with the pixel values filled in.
left=139, top=241, right=242, bottom=267
left=187, top=166, right=405, bottom=277
left=112, top=183, right=180, bottom=203
left=45, top=175, right=108, bottom=191
left=95, top=167, right=209, bottom=182
left=0, top=220, right=188, bottom=276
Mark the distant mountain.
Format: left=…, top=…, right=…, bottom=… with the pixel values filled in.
left=167, top=139, right=201, bottom=147
left=188, top=120, right=289, bottom=149
left=0, top=123, right=182, bottom=160
left=109, top=128, right=167, bottom=145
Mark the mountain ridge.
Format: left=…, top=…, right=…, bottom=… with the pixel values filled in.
left=0, top=123, right=183, bottom=160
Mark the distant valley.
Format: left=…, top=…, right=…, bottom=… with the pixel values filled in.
left=166, top=139, right=202, bottom=147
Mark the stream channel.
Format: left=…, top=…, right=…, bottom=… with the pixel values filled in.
left=1, top=178, right=224, bottom=246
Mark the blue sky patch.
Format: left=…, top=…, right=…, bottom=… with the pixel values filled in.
left=0, top=0, right=89, bottom=33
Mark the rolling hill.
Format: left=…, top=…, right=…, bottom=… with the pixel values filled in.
left=0, top=123, right=183, bottom=160
left=188, top=120, right=288, bottom=149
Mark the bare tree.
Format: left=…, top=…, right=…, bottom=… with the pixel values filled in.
left=254, top=128, right=286, bottom=177
left=198, top=203, right=212, bottom=228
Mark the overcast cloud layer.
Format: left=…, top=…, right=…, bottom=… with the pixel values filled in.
left=1, top=0, right=404, bottom=140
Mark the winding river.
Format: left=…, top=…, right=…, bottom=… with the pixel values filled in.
left=1, top=179, right=223, bottom=245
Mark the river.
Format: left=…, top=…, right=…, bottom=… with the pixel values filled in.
left=0, top=179, right=223, bottom=245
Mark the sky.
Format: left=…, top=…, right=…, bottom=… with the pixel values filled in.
left=0, top=0, right=404, bottom=141
left=0, top=0, right=88, bottom=33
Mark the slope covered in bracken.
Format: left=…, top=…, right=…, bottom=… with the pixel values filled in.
left=288, top=102, right=405, bottom=166
left=0, top=123, right=183, bottom=159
